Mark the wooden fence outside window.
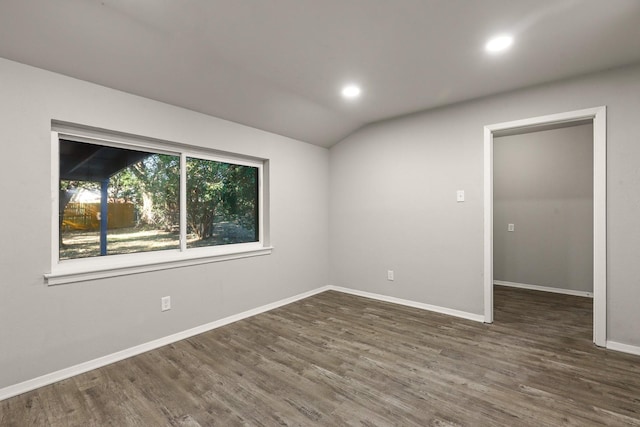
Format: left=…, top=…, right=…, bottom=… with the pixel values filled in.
left=62, top=202, right=135, bottom=231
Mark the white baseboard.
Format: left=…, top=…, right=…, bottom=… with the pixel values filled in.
left=0, top=285, right=331, bottom=402
left=0, top=284, right=484, bottom=401
left=328, top=286, right=485, bottom=323
left=6, top=283, right=633, bottom=403
left=494, top=280, right=593, bottom=298
left=607, top=341, right=640, bottom=357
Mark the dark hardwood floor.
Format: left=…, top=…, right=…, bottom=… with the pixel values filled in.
left=2, top=286, right=640, bottom=426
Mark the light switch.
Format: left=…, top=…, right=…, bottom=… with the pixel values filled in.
left=508, top=224, right=515, bottom=232
left=456, top=190, right=465, bottom=202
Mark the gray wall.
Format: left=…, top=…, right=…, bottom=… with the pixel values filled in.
left=493, top=124, right=594, bottom=293
left=0, top=58, right=329, bottom=389
left=2, top=56, right=640, bottom=392
left=329, top=63, right=640, bottom=347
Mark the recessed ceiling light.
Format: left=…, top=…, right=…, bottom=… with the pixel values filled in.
left=485, top=34, right=513, bottom=53
left=341, top=84, right=361, bottom=99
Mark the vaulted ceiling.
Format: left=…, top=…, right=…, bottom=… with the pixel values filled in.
left=1, top=0, right=639, bottom=147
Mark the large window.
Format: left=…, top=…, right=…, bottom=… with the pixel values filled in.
left=48, top=124, right=269, bottom=285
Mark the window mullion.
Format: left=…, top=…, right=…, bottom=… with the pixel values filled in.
left=180, top=153, right=187, bottom=252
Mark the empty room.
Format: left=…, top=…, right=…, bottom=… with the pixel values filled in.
left=1, top=1, right=640, bottom=426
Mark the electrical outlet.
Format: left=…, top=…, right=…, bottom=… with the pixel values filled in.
left=161, top=296, right=171, bottom=311
left=387, top=270, right=395, bottom=281
left=508, top=223, right=515, bottom=232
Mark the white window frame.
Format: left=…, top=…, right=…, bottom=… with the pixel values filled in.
left=46, top=122, right=271, bottom=286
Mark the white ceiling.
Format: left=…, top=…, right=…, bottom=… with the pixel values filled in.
left=1, top=0, right=639, bottom=147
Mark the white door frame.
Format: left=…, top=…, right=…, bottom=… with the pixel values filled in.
left=483, top=106, right=607, bottom=347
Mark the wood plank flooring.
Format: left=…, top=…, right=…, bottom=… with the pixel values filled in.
left=2, top=286, right=640, bottom=426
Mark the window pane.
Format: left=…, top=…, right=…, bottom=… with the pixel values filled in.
left=59, top=140, right=180, bottom=260
left=186, top=157, right=258, bottom=248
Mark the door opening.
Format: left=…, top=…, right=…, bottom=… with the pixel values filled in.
left=483, top=107, right=606, bottom=346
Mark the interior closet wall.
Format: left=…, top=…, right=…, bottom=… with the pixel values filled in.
left=493, top=124, right=594, bottom=293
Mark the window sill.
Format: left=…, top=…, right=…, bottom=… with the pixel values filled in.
left=45, top=245, right=273, bottom=286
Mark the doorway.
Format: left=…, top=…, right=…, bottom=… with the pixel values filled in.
left=483, top=107, right=606, bottom=346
